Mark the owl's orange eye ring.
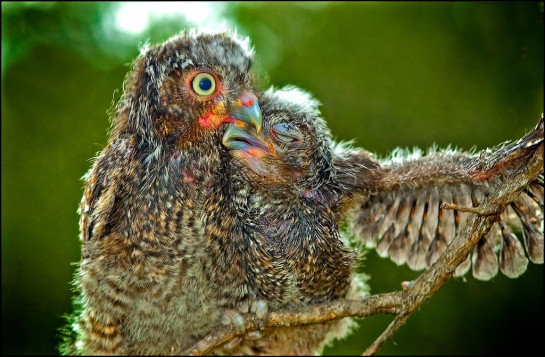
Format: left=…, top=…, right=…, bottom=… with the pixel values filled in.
left=191, top=72, right=217, bottom=97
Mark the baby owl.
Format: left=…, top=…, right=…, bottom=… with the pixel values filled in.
left=60, top=29, right=543, bottom=355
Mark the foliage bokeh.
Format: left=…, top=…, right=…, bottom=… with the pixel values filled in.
left=1, top=2, right=543, bottom=355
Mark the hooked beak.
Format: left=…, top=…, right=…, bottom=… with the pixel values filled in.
left=229, top=92, right=263, bottom=134
left=222, top=124, right=269, bottom=154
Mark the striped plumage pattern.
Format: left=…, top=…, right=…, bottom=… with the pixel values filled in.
left=351, top=118, right=543, bottom=280
left=62, top=27, right=543, bottom=356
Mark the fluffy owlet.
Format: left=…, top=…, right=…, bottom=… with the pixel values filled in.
left=61, top=30, right=266, bottom=355
left=61, top=28, right=543, bottom=356
left=219, top=85, right=543, bottom=353
left=216, top=86, right=382, bottom=354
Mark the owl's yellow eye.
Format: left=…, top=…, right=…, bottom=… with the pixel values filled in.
left=191, top=72, right=216, bottom=96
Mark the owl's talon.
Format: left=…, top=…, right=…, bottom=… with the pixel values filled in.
left=250, top=300, right=268, bottom=321
left=249, top=300, right=268, bottom=330
left=245, top=330, right=264, bottom=341
left=232, top=314, right=246, bottom=333
left=223, top=299, right=268, bottom=342
left=224, top=336, right=242, bottom=350
left=222, top=309, right=247, bottom=333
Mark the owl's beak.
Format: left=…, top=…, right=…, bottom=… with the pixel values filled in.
left=229, top=92, right=263, bottom=134
left=223, top=124, right=269, bottom=154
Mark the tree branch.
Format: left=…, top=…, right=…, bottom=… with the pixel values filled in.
left=186, top=117, right=544, bottom=356
left=184, top=293, right=403, bottom=355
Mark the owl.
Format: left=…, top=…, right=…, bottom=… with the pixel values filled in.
left=61, top=29, right=266, bottom=355
left=217, top=84, right=543, bottom=353
left=60, top=28, right=543, bottom=356
left=215, top=86, right=382, bottom=354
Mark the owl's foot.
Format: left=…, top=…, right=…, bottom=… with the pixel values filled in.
left=240, top=299, right=269, bottom=329
left=221, top=299, right=269, bottom=349
left=222, top=308, right=247, bottom=333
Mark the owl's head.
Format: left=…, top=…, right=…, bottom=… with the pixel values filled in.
left=223, top=86, right=334, bottom=192
left=111, top=29, right=262, bottom=152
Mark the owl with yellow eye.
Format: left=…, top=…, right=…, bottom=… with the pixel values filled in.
left=61, top=30, right=265, bottom=355
left=60, top=28, right=544, bottom=356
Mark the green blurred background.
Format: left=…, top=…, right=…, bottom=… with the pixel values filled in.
left=1, top=1, right=543, bottom=355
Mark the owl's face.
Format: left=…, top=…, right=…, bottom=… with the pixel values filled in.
left=223, top=87, right=333, bottom=189
left=113, top=30, right=262, bottom=149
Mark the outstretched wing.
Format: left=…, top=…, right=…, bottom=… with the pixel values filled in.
left=350, top=118, right=544, bottom=280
